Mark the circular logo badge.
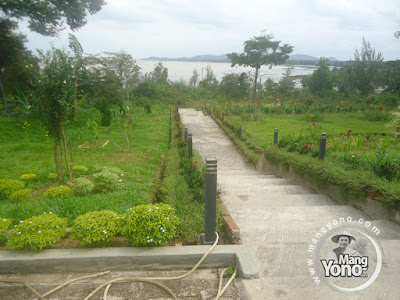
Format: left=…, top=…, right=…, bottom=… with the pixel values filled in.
left=313, top=224, right=383, bottom=292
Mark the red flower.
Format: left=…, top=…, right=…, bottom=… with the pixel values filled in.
left=392, top=164, right=397, bottom=169
left=194, top=163, right=198, bottom=167
left=309, top=146, right=312, bottom=150
left=349, top=129, right=353, bottom=133
left=129, top=120, right=133, bottom=124
left=312, top=122, right=315, bottom=126
left=396, top=126, right=400, bottom=131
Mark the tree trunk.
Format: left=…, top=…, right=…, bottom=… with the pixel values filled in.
left=252, top=67, right=259, bottom=103
left=0, top=77, right=10, bottom=118
left=61, top=121, right=73, bottom=181
left=54, top=136, right=62, bottom=182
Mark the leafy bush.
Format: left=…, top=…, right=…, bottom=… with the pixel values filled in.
left=93, top=170, right=120, bottom=191
left=48, top=173, right=57, bottom=180
left=44, top=186, right=73, bottom=198
left=9, top=189, right=32, bottom=201
left=0, top=218, right=12, bottom=232
left=0, top=179, right=26, bottom=199
left=72, top=165, right=89, bottom=175
left=122, top=204, right=179, bottom=246
left=71, top=210, right=121, bottom=246
left=363, top=111, right=394, bottom=122
left=74, top=177, right=95, bottom=195
left=93, top=165, right=123, bottom=176
left=8, top=213, right=67, bottom=250
left=19, top=174, right=37, bottom=181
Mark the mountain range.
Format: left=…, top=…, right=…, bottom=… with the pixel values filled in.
left=140, top=54, right=338, bottom=62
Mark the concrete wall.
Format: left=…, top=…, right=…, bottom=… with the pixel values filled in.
left=256, top=156, right=400, bottom=225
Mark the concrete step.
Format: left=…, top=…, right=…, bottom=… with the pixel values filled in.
left=218, top=177, right=297, bottom=187
left=218, top=169, right=264, bottom=176
left=221, top=194, right=337, bottom=207
left=218, top=174, right=278, bottom=180
left=221, top=184, right=316, bottom=195
left=0, top=269, right=239, bottom=300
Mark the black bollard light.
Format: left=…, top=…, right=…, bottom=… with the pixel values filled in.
left=202, top=157, right=217, bottom=244
left=274, top=128, right=279, bottom=145
left=188, top=133, right=193, bottom=160
left=318, top=132, right=327, bottom=160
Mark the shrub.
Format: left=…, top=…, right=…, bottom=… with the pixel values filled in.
left=48, top=173, right=57, bottom=180
left=122, top=203, right=179, bottom=246
left=93, top=166, right=123, bottom=176
left=8, top=213, right=67, bottom=250
left=74, top=178, right=95, bottom=195
left=0, top=218, right=12, bottom=232
left=0, top=179, right=26, bottom=199
left=93, top=170, right=120, bottom=192
left=19, top=174, right=37, bottom=181
left=9, top=189, right=32, bottom=201
left=71, top=210, right=121, bottom=246
left=72, top=165, right=89, bottom=175
left=363, top=111, right=394, bottom=122
left=44, top=186, right=73, bottom=198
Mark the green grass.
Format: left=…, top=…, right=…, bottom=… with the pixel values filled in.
left=0, top=105, right=171, bottom=225
left=226, top=112, right=398, bottom=148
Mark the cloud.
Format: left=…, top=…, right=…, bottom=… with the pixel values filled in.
left=17, top=0, right=400, bottom=60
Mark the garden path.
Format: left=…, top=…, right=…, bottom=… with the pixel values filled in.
left=179, top=108, right=400, bottom=300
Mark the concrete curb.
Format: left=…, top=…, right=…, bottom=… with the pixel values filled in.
left=0, top=245, right=259, bottom=279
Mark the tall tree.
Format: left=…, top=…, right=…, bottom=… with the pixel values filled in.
left=227, top=32, right=293, bottom=102
left=309, top=58, right=333, bottom=96
left=0, top=0, right=106, bottom=36
left=101, top=51, right=140, bottom=107
left=353, top=37, right=384, bottom=96
left=151, top=62, right=169, bottom=85
left=36, top=48, right=76, bottom=181
left=189, top=68, right=199, bottom=88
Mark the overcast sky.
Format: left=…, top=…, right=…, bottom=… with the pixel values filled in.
left=19, top=0, right=400, bottom=61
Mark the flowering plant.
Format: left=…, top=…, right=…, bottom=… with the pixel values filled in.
left=122, top=204, right=179, bottom=246
left=71, top=210, right=121, bottom=246
left=8, top=213, right=67, bottom=250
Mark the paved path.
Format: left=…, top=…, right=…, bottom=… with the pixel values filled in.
left=179, top=108, right=400, bottom=300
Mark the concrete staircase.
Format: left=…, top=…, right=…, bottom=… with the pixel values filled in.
left=179, top=108, right=400, bottom=299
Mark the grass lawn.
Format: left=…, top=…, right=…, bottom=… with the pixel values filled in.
left=226, top=112, right=399, bottom=149
left=0, top=105, right=171, bottom=225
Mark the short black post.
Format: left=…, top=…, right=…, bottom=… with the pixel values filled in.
left=318, top=132, right=327, bottom=160
left=178, top=113, right=180, bottom=124
left=238, top=125, right=242, bottom=139
left=188, top=133, right=193, bottom=160
left=185, top=127, right=188, bottom=141
left=274, top=128, right=279, bottom=145
left=222, top=113, right=224, bottom=122
left=202, top=157, right=217, bottom=245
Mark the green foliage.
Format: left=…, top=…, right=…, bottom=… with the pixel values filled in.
left=44, top=186, right=73, bottom=198
left=71, top=210, right=121, bottom=246
left=72, top=165, right=89, bottom=175
left=371, top=147, right=399, bottom=181
left=122, top=203, right=179, bottom=246
left=353, top=37, right=384, bottom=96
left=363, top=111, right=394, bottom=122
left=74, top=177, right=95, bottom=195
left=8, top=213, right=67, bottom=250
left=93, top=170, right=120, bottom=191
left=86, top=118, right=99, bottom=146
left=0, top=0, right=106, bottom=37
left=9, top=189, right=32, bottom=201
left=0, top=218, right=12, bottom=232
left=0, top=179, right=26, bottom=199
left=220, top=73, right=250, bottom=98
left=309, top=58, right=333, bottom=96
left=95, top=98, right=112, bottom=126
left=19, top=174, right=36, bottom=181
left=227, top=31, right=293, bottom=102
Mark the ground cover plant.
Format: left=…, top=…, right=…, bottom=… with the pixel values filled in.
left=0, top=105, right=170, bottom=227
left=204, top=97, right=400, bottom=206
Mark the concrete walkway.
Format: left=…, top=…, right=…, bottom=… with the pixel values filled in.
left=179, top=108, right=400, bottom=299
